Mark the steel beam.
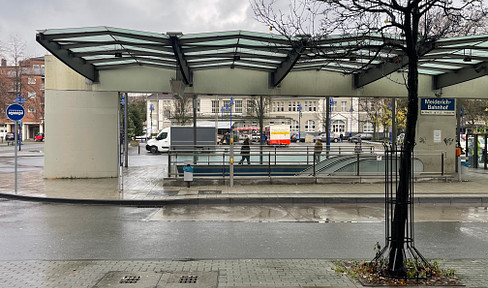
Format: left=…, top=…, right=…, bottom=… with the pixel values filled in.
left=354, top=55, right=408, bottom=88
left=169, top=35, right=192, bottom=86
left=434, top=62, right=488, bottom=89
left=271, top=46, right=303, bottom=87
left=36, top=33, right=98, bottom=82
left=354, top=43, right=435, bottom=88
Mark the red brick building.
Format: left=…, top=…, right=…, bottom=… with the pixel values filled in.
left=0, top=57, right=45, bottom=141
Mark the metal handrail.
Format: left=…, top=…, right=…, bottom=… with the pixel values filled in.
left=166, top=144, right=448, bottom=181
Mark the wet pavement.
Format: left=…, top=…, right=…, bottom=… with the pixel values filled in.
left=149, top=203, right=488, bottom=223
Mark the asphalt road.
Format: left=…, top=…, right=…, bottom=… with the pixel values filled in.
left=1, top=200, right=487, bottom=261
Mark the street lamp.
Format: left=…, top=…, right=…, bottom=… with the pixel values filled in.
left=460, top=108, right=465, bottom=135
left=229, top=96, right=234, bottom=131
left=297, top=103, right=302, bottom=141
left=349, top=104, right=354, bottom=137
left=221, top=98, right=234, bottom=130
left=329, top=97, right=334, bottom=146
left=149, top=104, right=154, bottom=138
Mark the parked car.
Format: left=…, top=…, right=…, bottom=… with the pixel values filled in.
left=290, top=133, right=299, bottom=142
left=5, top=132, right=14, bottom=142
left=35, top=132, right=44, bottom=142
left=298, top=133, right=317, bottom=143
left=251, top=134, right=261, bottom=143
left=315, top=132, right=343, bottom=143
left=348, top=133, right=373, bottom=143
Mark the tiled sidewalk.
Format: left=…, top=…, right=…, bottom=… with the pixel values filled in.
left=1, top=259, right=487, bottom=288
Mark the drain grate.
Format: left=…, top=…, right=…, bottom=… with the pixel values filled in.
left=93, top=271, right=162, bottom=287
left=198, top=190, right=222, bottom=195
left=178, top=275, right=198, bottom=284
left=161, top=271, right=218, bottom=288
left=120, top=275, right=141, bottom=284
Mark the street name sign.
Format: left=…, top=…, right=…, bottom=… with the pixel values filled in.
left=420, top=98, right=455, bottom=115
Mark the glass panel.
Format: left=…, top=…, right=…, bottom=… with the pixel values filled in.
left=467, top=135, right=486, bottom=168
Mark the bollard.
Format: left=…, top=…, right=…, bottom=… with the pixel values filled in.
left=138, top=145, right=140, bottom=154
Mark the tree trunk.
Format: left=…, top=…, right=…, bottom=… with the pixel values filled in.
left=388, top=6, right=420, bottom=275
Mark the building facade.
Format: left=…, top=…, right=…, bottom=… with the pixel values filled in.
left=0, top=57, right=45, bottom=140
left=145, top=94, right=387, bottom=138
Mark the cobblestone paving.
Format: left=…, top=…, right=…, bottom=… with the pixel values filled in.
left=1, top=259, right=488, bottom=288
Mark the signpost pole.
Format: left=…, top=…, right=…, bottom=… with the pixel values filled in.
left=18, top=120, right=22, bottom=151
left=6, top=103, right=26, bottom=194
left=14, top=120, right=18, bottom=193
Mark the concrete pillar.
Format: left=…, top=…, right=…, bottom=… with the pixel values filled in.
left=44, top=90, right=119, bottom=178
left=416, top=102, right=456, bottom=174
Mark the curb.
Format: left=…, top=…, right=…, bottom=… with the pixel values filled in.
left=2, top=192, right=488, bottom=206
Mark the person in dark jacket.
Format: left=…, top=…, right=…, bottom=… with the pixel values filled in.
left=238, top=138, right=251, bottom=165
left=314, top=139, right=323, bottom=163
left=221, top=132, right=230, bottom=145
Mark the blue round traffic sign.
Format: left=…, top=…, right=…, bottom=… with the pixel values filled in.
left=6, top=104, right=25, bottom=121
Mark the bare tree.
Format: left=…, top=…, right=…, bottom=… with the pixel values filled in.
left=360, top=97, right=388, bottom=139
left=0, top=69, right=10, bottom=119
left=165, top=94, right=193, bottom=125
left=0, top=37, right=26, bottom=118
left=253, top=0, right=486, bottom=277
left=244, top=95, right=271, bottom=140
left=0, top=37, right=44, bottom=128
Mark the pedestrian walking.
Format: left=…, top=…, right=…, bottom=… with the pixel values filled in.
left=221, top=132, right=230, bottom=145
left=314, top=139, right=323, bottom=163
left=339, top=133, right=343, bottom=143
left=238, top=138, right=251, bottom=165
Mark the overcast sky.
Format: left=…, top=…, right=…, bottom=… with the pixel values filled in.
left=0, top=0, right=270, bottom=61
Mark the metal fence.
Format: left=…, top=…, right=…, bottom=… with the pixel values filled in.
left=166, top=144, right=449, bottom=181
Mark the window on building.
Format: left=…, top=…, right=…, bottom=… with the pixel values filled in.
left=196, top=99, right=200, bottom=113
left=273, top=101, right=282, bottom=112
left=12, top=80, right=20, bottom=91
left=33, top=64, right=40, bottom=69
left=368, top=101, right=375, bottom=110
left=211, top=100, right=219, bottom=113
left=28, top=92, right=36, bottom=99
left=28, top=106, right=36, bottom=113
left=363, top=122, right=374, bottom=132
left=332, top=120, right=346, bottom=133
left=331, top=102, right=337, bottom=112
left=312, top=101, right=317, bottom=112
left=234, top=100, right=242, bottom=113
left=247, top=100, right=255, bottom=114
left=341, top=101, right=347, bottom=112
left=290, top=120, right=299, bottom=132
left=305, top=120, right=316, bottom=132
left=223, top=100, right=231, bottom=112
left=288, top=102, right=292, bottom=112
left=28, top=77, right=36, bottom=85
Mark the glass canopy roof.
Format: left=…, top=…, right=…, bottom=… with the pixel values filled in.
left=36, top=26, right=488, bottom=86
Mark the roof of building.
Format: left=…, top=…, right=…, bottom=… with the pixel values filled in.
left=36, top=26, right=488, bottom=89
